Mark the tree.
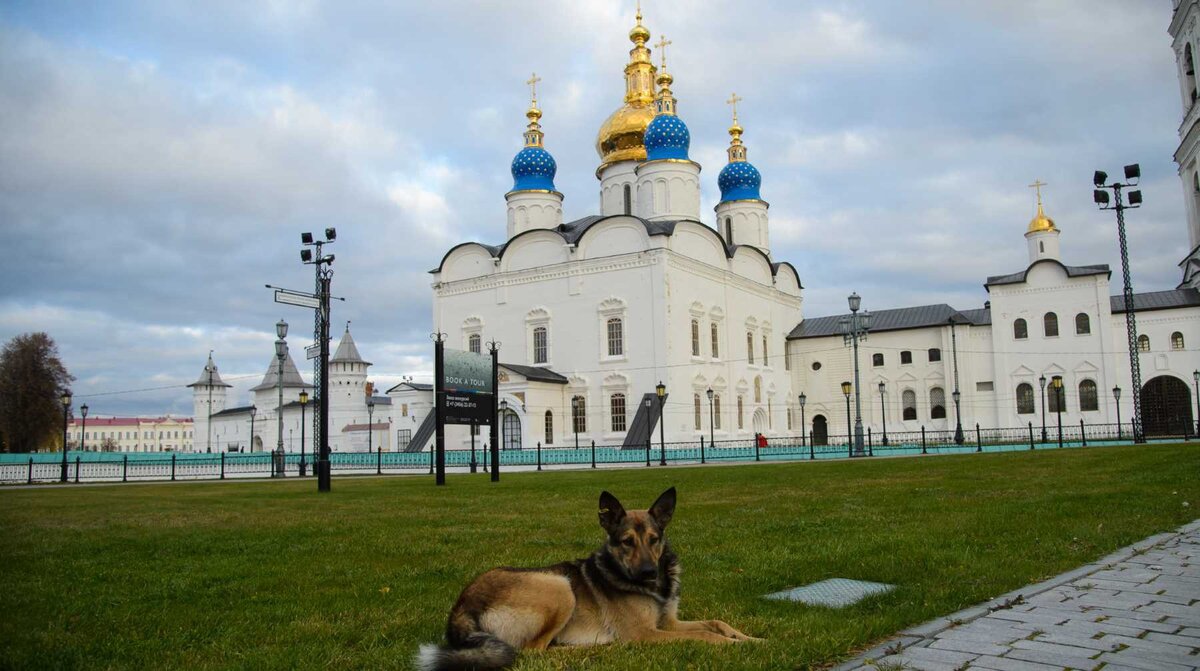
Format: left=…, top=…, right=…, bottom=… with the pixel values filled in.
left=0, top=333, right=74, bottom=453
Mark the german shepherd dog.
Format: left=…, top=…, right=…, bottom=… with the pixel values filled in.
left=416, top=487, right=759, bottom=670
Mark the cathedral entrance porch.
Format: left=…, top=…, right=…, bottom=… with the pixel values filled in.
left=1140, top=375, right=1194, bottom=437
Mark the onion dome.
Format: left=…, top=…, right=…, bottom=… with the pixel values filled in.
left=718, top=95, right=762, bottom=202
left=643, top=42, right=690, bottom=161
left=1026, top=179, right=1057, bottom=233
left=595, top=8, right=658, bottom=171
left=511, top=75, right=557, bottom=192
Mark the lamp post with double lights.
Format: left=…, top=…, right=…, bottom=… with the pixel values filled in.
left=839, top=293, right=871, bottom=456
left=299, top=390, right=309, bottom=476
left=274, top=319, right=288, bottom=477
left=841, top=381, right=852, bottom=454
left=1112, top=386, right=1122, bottom=440
left=249, top=406, right=257, bottom=453
left=656, top=381, right=667, bottom=466
left=60, top=390, right=71, bottom=482
left=798, top=392, right=807, bottom=448
left=80, top=403, right=89, bottom=452
left=1052, top=375, right=1064, bottom=449
left=706, top=388, right=715, bottom=446
left=367, top=394, right=376, bottom=460
left=1038, top=374, right=1048, bottom=443
left=877, top=382, right=888, bottom=446
left=1093, top=165, right=1145, bottom=443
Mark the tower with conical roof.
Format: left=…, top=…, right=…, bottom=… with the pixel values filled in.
left=715, top=94, right=770, bottom=253
left=635, top=35, right=700, bottom=221
left=506, top=73, right=564, bottom=238
left=596, top=7, right=658, bottom=216
left=1025, top=179, right=1061, bottom=263
left=188, top=351, right=232, bottom=453
left=328, top=323, right=372, bottom=451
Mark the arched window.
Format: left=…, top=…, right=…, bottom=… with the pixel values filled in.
left=737, top=396, right=744, bottom=429
left=1048, top=383, right=1066, bottom=413
left=610, top=393, right=626, bottom=432
left=544, top=410, right=554, bottom=444
left=1075, top=313, right=1091, bottom=335
left=1016, top=383, right=1035, bottom=414
left=784, top=340, right=791, bottom=370
left=693, top=394, right=701, bottom=431
left=691, top=320, right=700, bottom=356
left=762, top=335, right=769, bottom=366
left=607, top=318, right=624, bottom=356
left=872, top=353, right=884, bottom=367
left=623, top=184, right=632, bottom=215
left=1137, top=334, right=1150, bottom=352
left=1172, top=331, right=1185, bottom=350
left=532, top=326, right=548, bottom=364
left=468, top=334, right=481, bottom=354
left=1043, top=312, right=1059, bottom=337
left=900, top=350, right=912, bottom=365
left=746, top=332, right=754, bottom=364
left=902, top=390, right=917, bottom=421
left=754, top=376, right=762, bottom=403
left=1186, top=43, right=1198, bottom=105
left=711, top=322, right=720, bottom=358
left=724, top=216, right=732, bottom=243
left=930, top=387, right=946, bottom=420
left=1079, top=380, right=1098, bottom=412
left=928, top=348, right=941, bottom=362
left=713, top=394, right=722, bottom=430
left=572, top=395, right=587, bottom=434
left=1014, top=318, right=1028, bottom=340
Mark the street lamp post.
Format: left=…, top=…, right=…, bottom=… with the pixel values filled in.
left=841, top=381, right=852, bottom=456
left=1093, top=165, right=1145, bottom=443
left=299, top=390, right=308, bottom=476
left=949, top=317, right=963, bottom=444
left=839, top=293, right=871, bottom=456
left=367, top=394, right=376, bottom=461
left=656, top=381, right=667, bottom=466
left=1052, top=375, right=1064, bottom=449
left=798, top=392, right=807, bottom=448
left=1193, top=371, right=1200, bottom=437
left=249, top=406, right=257, bottom=453
left=706, top=388, right=714, bottom=446
left=274, top=319, right=288, bottom=478
left=80, top=403, right=89, bottom=452
left=877, top=382, right=888, bottom=446
left=1112, top=386, right=1122, bottom=441
left=1038, top=374, right=1048, bottom=443
left=644, top=398, right=652, bottom=467
left=499, top=399, right=508, bottom=453
left=60, top=390, right=71, bottom=482
left=572, top=396, right=580, bottom=451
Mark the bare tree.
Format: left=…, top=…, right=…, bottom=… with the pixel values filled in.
left=0, top=333, right=74, bottom=452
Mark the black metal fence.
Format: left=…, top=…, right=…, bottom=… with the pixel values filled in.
left=1, top=420, right=1192, bottom=485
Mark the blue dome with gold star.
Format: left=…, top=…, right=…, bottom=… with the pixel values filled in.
left=719, top=160, right=761, bottom=201
left=644, top=114, right=690, bottom=161
left=511, top=146, right=557, bottom=192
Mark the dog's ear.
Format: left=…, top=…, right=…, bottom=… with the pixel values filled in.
left=598, top=491, right=626, bottom=533
left=649, top=487, right=676, bottom=529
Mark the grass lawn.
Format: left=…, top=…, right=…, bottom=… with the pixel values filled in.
left=1, top=444, right=1197, bottom=670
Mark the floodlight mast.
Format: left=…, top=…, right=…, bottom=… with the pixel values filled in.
left=301, top=228, right=337, bottom=490
left=1093, top=166, right=1144, bottom=444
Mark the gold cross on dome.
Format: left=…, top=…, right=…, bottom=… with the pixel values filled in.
left=526, top=72, right=542, bottom=104
left=655, top=36, right=672, bottom=69
left=1028, top=179, right=1047, bottom=205
left=726, top=92, right=743, bottom=123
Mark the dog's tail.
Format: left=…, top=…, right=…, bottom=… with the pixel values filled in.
left=414, top=631, right=517, bottom=671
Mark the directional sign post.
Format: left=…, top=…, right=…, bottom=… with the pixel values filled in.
left=305, top=343, right=321, bottom=360
left=274, top=289, right=320, bottom=309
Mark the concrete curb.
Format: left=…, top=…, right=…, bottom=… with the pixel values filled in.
left=832, top=518, right=1200, bottom=671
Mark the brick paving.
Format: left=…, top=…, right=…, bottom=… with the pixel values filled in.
left=839, top=520, right=1200, bottom=671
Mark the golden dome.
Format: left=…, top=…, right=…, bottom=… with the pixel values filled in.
left=595, top=7, right=658, bottom=172
left=1026, top=179, right=1058, bottom=233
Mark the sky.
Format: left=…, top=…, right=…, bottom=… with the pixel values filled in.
left=0, top=0, right=1190, bottom=417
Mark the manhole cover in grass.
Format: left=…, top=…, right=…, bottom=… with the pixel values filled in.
left=763, top=578, right=895, bottom=607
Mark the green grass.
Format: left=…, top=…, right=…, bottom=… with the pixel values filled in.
left=1, top=444, right=1197, bottom=670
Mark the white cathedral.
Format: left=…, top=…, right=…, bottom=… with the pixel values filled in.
left=189, top=7, right=1199, bottom=456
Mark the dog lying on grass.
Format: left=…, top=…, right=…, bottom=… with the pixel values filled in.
left=416, top=487, right=760, bottom=670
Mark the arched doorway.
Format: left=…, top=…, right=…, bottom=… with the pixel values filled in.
left=812, top=415, right=828, bottom=446
left=1140, top=375, right=1193, bottom=436
left=252, top=435, right=264, bottom=453
left=502, top=411, right=522, bottom=451
left=752, top=408, right=768, bottom=435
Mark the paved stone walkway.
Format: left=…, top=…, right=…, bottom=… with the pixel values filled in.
left=839, top=520, right=1200, bottom=671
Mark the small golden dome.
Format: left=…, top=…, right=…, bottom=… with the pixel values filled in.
left=630, top=23, right=650, bottom=43
left=1027, top=204, right=1057, bottom=233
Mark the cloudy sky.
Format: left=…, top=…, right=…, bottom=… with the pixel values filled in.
left=0, top=1, right=1189, bottom=417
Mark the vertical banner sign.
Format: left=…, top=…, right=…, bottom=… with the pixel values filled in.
left=434, top=344, right=497, bottom=486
